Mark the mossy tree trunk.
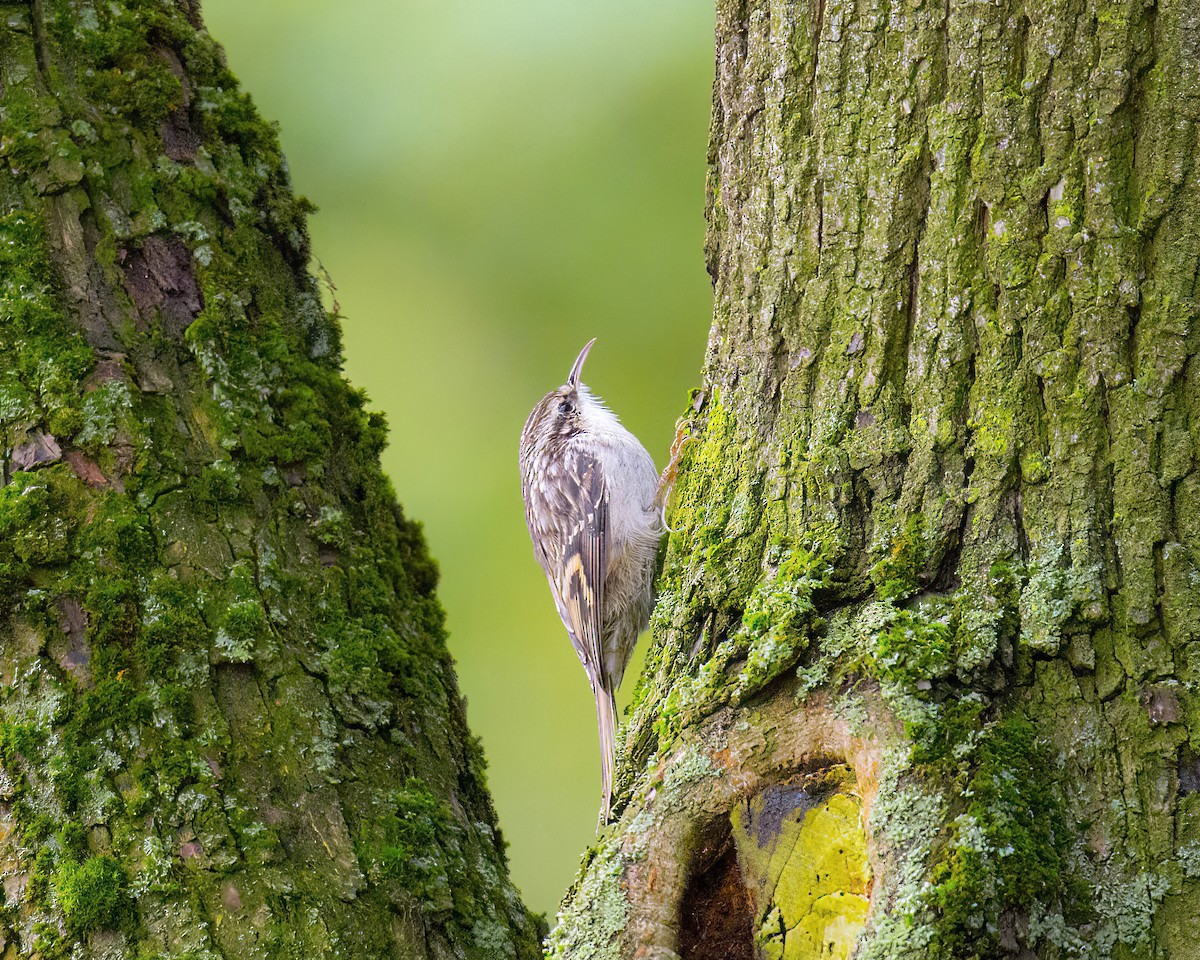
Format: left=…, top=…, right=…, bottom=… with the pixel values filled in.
left=0, top=3, right=541, bottom=958
left=551, top=0, right=1200, bottom=957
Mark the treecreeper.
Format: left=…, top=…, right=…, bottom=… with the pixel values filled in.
left=519, top=340, right=663, bottom=823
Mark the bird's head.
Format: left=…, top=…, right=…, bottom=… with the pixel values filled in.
left=551, top=336, right=595, bottom=425
left=522, top=338, right=620, bottom=449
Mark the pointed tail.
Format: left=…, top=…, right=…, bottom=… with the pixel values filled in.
left=594, top=685, right=617, bottom=824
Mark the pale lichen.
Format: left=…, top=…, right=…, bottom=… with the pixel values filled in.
left=545, top=841, right=628, bottom=960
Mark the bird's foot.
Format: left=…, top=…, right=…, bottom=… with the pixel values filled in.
left=655, top=417, right=697, bottom=531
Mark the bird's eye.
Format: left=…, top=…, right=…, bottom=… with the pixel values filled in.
left=558, top=400, right=572, bottom=415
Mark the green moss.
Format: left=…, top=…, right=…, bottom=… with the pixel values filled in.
left=75, top=380, right=133, bottom=453
left=642, top=546, right=1079, bottom=956
left=952, top=561, right=1020, bottom=676
left=853, top=569, right=1082, bottom=956
left=655, top=540, right=832, bottom=745
left=873, top=606, right=955, bottom=688
left=869, top=515, right=928, bottom=602
left=549, top=0, right=1200, bottom=954
left=0, top=213, right=94, bottom=439
left=84, top=577, right=141, bottom=654
left=0, top=3, right=541, bottom=954
left=656, top=396, right=774, bottom=615
left=365, top=778, right=458, bottom=906
left=78, top=493, right=156, bottom=567
left=192, top=459, right=241, bottom=509
left=357, top=776, right=532, bottom=951
left=925, top=718, right=1079, bottom=959
left=322, top=618, right=413, bottom=728
left=54, top=856, right=131, bottom=935
left=312, top=504, right=350, bottom=547
left=0, top=721, right=41, bottom=770
left=907, top=698, right=985, bottom=768
left=0, top=471, right=79, bottom=595
left=27, top=845, right=58, bottom=906
left=737, top=542, right=832, bottom=685
left=212, top=561, right=269, bottom=663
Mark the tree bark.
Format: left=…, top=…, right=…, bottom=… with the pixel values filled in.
left=551, top=0, right=1200, bottom=957
left=0, top=3, right=540, bottom=958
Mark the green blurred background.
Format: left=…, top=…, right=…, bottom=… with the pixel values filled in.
left=201, top=0, right=714, bottom=916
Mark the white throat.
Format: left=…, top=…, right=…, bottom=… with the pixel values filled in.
left=576, top=385, right=626, bottom=439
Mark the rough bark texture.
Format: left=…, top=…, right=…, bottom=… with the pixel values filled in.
left=551, top=0, right=1200, bottom=957
left=0, top=3, right=541, bottom=958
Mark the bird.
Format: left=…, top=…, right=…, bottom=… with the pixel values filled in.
left=519, top=339, right=663, bottom=824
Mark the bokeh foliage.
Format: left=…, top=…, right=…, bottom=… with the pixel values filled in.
left=201, top=0, right=715, bottom=914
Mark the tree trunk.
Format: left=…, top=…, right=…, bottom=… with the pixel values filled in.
left=551, top=0, right=1200, bottom=957
left=0, top=3, right=540, bottom=958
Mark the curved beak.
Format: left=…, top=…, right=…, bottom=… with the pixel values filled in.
left=567, top=338, right=596, bottom=388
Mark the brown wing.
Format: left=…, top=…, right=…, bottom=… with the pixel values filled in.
left=525, top=446, right=608, bottom=685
